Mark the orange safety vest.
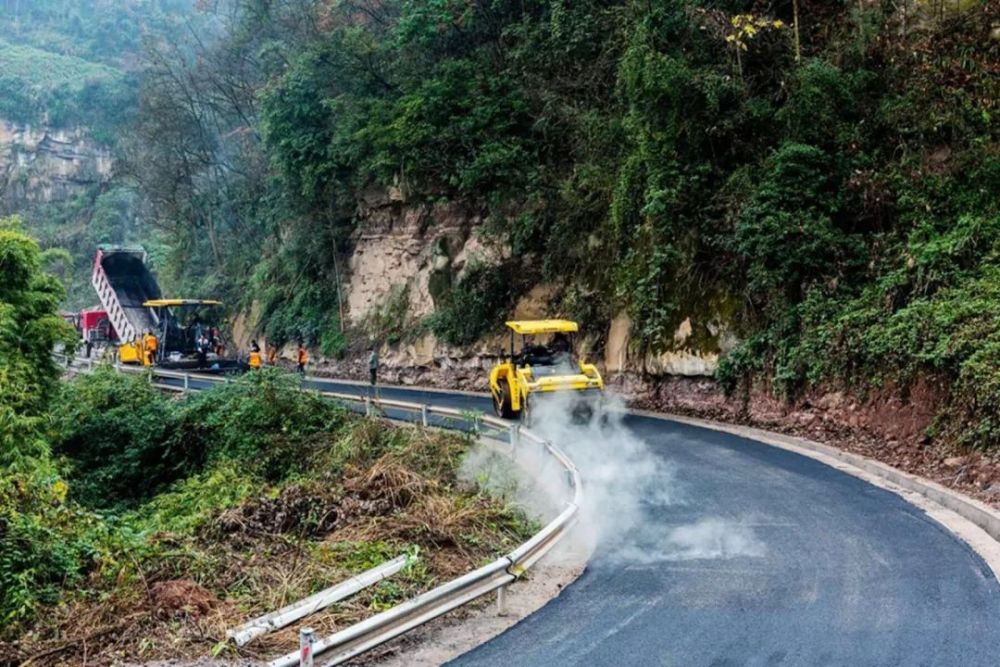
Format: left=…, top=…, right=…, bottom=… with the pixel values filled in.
left=249, top=350, right=262, bottom=369
left=297, top=347, right=308, bottom=364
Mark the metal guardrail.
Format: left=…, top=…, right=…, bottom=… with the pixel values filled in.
left=229, top=554, right=414, bottom=648
left=60, top=356, right=582, bottom=666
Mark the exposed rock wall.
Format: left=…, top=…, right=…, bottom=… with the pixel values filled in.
left=346, top=189, right=499, bottom=323
left=293, top=188, right=740, bottom=381
left=0, top=119, right=113, bottom=211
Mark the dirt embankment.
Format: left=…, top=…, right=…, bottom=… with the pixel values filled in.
left=312, top=355, right=1000, bottom=510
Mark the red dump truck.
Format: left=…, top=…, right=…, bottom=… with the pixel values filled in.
left=79, top=307, right=116, bottom=343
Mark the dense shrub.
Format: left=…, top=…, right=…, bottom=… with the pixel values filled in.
left=0, top=222, right=89, bottom=633
left=50, top=369, right=352, bottom=510
left=50, top=367, right=184, bottom=508
left=429, top=261, right=520, bottom=347
left=173, top=369, right=349, bottom=481
left=734, top=143, right=863, bottom=307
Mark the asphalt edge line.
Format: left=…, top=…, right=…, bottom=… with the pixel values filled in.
left=633, top=408, right=1000, bottom=581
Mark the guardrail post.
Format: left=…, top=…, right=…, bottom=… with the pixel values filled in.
left=364, top=397, right=371, bottom=417
left=183, top=373, right=190, bottom=393
left=87, top=358, right=94, bottom=372
left=496, top=585, right=508, bottom=617
left=509, top=424, right=520, bottom=456
left=421, top=404, right=429, bottom=427
left=299, top=627, right=316, bottom=667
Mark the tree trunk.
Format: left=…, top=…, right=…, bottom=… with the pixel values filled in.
left=793, top=0, right=802, bottom=62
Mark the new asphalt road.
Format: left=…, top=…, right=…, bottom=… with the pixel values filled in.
left=167, top=371, right=1000, bottom=666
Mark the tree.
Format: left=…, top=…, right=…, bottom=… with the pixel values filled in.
left=0, top=216, right=77, bottom=469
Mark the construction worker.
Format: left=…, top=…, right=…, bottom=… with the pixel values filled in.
left=368, top=344, right=379, bottom=387
left=143, top=330, right=158, bottom=366
left=211, top=326, right=222, bottom=355
left=196, top=334, right=209, bottom=369
left=297, top=341, right=308, bottom=374
left=249, top=341, right=262, bottom=370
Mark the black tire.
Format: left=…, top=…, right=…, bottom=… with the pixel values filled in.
left=494, top=382, right=516, bottom=419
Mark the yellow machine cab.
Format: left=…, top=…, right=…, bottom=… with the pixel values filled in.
left=488, top=319, right=604, bottom=424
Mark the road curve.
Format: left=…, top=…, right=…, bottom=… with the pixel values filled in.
left=178, top=374, right=1000, bottom=666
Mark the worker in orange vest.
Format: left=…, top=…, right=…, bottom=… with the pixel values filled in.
left=249, top=341, right=262, bottom=370
left=143, top=331, right=158, bottom=366
left=297, top=341, right=308, bottom=374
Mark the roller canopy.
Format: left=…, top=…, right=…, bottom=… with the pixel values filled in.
left=505, top=320, right=579, bottom=335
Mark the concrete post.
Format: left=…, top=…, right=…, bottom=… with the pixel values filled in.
left=421, top=404, right=429, bottom=427
left=497, top=585, right=508, bottom=616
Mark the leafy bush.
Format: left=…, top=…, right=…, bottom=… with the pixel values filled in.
left=0, top=221, right=95, bottom=633
left=0, top=218, right=76, bottom=466
left=429, top=261, right=520, bottom=346
left=50, top=367, right=185, bottom=509
left=0, top=470, right=109, bottom=633
left=51, top=369, right=352, bottom=511
left=172, top=369, right=349, bottom=481
left=734, top=142, right=863, bottom=308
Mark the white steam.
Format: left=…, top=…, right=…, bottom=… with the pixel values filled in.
left=463, top=390, right=765, bottom=566
left=613, top=518, right=766, bottom=565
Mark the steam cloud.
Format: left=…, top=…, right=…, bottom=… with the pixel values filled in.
left=464, top=390, right=765, bottom=565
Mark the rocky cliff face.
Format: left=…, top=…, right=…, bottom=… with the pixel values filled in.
left=346, top=188, right=496, bottom=324
left=0, top=119, right=113, bottom=211
left=299, top=188, right=738, bottom=381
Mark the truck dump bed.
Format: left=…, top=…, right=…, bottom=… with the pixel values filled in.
left=91, top=247, right=161, bottom=342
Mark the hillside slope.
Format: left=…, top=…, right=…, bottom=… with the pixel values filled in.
left=125, top=0, right=999, bottom=453
left=0, top=0, right=196, bottom=306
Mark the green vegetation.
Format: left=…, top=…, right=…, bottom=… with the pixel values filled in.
left=123, top=0, right=997, bottom=447
left=3, top=365, right=534, bottom=664
left=0, top=1, right=193, bottom=134
left=0, top=217, right=76, bottom=466
left=0, top=39, right=119, bottom=83
left=430, top=260, right=522, bottom=347
left=0, top=1, right=197, bottom=307
left=28, top=186, right=142, bottom=307
left=0, top=1, right=193, bottom=68
left=0, top=219, right=78, bottom=629
left=5, top=1, right=999, bottom=450
left=0, top=223, right=533, bottom=662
